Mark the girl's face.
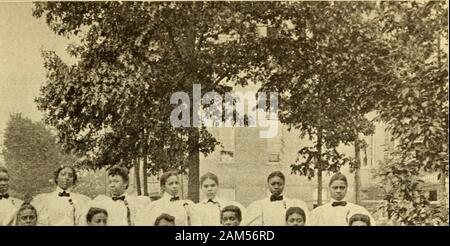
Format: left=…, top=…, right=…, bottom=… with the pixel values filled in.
left=57, top=167, right=75, bottom=190
left=329, top=180, right=347, bottom=201
left=0, top=172, right=9, bottom=194
left=268, top=176, right=284, bottom=196
left=17, top=209, right=37, bottom=226
left=108, top=175, right=127, bottom=197
left=164, top=175, right=179, bottom=197
left=221, top=211, right=240, bottom=226
left=201, top=178, right=218, bottom=199
left=88, top=213, right=107, bottom=226
left=351, top=221, right=369, bottom=226
left=286, top=213, right=305, bottom=226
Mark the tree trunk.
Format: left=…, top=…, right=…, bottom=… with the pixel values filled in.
left=354, top=137, right=362, bottom=205
left=143, top=155, right=149, bottom=196
left=439, top=169, right=448, bottom=214
left=317, top=128, right=323, bottom=206
left=134, top=157, right=142, bottom=196
left=187, top=128, right=200, bottom=202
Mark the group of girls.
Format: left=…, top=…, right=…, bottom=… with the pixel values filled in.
left=0, top=165, right=374, bottom=226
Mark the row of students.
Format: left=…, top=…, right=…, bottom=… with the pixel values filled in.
left=0, top=165, right=374, bottom=226
left=11, top=202, right=371, bottom=226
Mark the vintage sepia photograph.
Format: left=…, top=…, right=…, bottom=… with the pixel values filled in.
left=0, top=0, right=448, bottom=229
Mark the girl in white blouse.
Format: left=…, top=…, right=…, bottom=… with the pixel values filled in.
left=310, top=172, right=375, bottom=226
left=245, top=171, right=310, bottom=226
left=0, top=167, right=23, bottom=226
left=196, top=172, right=246, bottom=226
left=147, top=170, right=201, bottom=226
left=32, top=166, right=91, bottom=226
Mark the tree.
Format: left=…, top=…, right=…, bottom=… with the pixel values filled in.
left=2, top=113, right=74, bottom=198
left=242, top=1, right=384, bottom=205
left=33, top=1, right=276, bottom=201
left=373, top=0, right=448, bottom=225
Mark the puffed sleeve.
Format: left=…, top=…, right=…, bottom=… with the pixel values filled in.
left=244, top=200, right=263, bottom=226
left=309, top=205, right=324, bottom=226
left=30, top=193, right=50, bottom=226
left=134, top=196, right=153, bottom=226
left=185, top=200, right=203, bottom=226
left=73, top=194, right=92, bottom=226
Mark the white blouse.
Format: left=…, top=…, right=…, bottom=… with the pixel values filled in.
left=91, top=194, right=150, bottom=226
left=0, top=194, right=22, bottom=226
left=196, top=196, right=247, bottom=226
left=32, top=187, right=91, bottom=226
left=245, top=194, right=310, bottom=226
left=147, top=193, right=202, bottom=226
left=310, top=200, right=375, bottom=226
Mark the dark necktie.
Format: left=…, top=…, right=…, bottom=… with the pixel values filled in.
left=58, top=191, right=70, bottom=197
left=170, top=196, right=180, bottom=202
left=112, top=195, right=125, bottom=201
left=0, top=193, right=9, bottom=200
left=68, top=199, right=77, bottom=226
left=207, top=199, right=217, bottom=204
left=332, top=201, right=347, bottom=207
left=123, top=200, right=132, bottom=226
left=270, top=194, right=283, bottom=202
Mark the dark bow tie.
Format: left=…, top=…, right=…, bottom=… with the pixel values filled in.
left=112, top=196, right=125, bottom=201
left=0, top=193, right=9, bottom=199
left=170, top=196, right=180, bottom=202
left=332, top=201, right=347, bottom=207
left=270, top=195, right=283, bottom=202
left=58, top=191, right=70, bottom=197
left=207, top=199, right=218, bottom=204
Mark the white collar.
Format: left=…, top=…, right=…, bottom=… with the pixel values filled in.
left=201, top=196, right=221, bottom=204
left=55, top=186, right=71, bottom=194
left=161, top=192, right=180, bottom=201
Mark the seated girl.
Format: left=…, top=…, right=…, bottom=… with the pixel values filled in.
left=86, top=207, right=108, bottom=226
left=285, top=206, right=306, bottom=226
left=221, top=205, right=242, bottom=226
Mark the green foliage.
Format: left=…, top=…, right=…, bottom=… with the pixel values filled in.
left=373, top=1, right=449, bottom=225
left=2, top=113, right=76, bottom=198
left=32, top=2, right=278, bottom=200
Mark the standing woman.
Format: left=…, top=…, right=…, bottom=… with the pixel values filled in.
left=0, top=167, right=23, bottom=226
left=310, top=172, right=375, bottom=226
left=197, top=172, right=246, bottom=226
left=91, top=166, right=149, bottom=226
left=31, top=165, right=91, bottom=226
left=245, top=171, right=310, bottom=226
left=147, top=170, right=201, bottom=226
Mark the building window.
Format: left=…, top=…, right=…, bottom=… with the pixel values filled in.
left=218, top=128, right=235, bottom=164
left=268, top=152, right=281, bottom=163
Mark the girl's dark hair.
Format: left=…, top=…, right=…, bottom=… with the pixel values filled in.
left=348, top=213, right=371, bottom=226
left=285, top=206, right=306, bottom=222
left=329, top=172, right=347, bottom=187
left=159, top=170, right=179, bottom=187
left=54, top=165, right=77, bottom=185
left=154, top=213, right=175, bottom=226
left=200, top=172, right=219, bottom=186
left=15, top=203, right=37, bottom=225
left=108, top=166, right=129, bottom=188
left=86, top=207, right=108, bottom=223
left=267, top=171, right=285, bottom=183
left=221, top=205, right=242, bottom=222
